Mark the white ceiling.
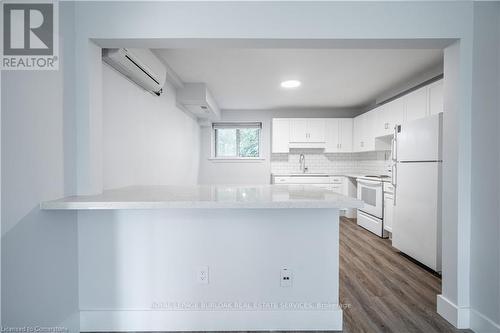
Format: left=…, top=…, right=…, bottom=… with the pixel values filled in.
left=156, top=48, right=443, bottom=110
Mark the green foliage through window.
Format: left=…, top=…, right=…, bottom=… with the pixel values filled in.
left=214, top=125, right=260, bottom=158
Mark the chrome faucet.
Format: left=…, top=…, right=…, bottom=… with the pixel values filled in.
left=299, top=154, right=308, bottom=173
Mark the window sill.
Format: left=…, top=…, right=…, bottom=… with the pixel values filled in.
left=208, top=158, right=265, bottom=163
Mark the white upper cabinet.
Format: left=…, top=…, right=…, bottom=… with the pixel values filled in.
left=272, top=118, right=290, bottom=153
left=428, top=79, right=444, bottom=115
left=289, top=119, right=308, bottom=142
left=353, top=111, right=375, bottom=152
left=404, top=79, right=444, bottom=121
left=325, top=119, right=340, bottom=152
left=307, top=119, right=326, bottom=143
left=369, top=79, right=442, bottom=139
left=373, top=105, right=386, bottom=138
left=353, top=115, right=363, bottom=152
left=375, top=98, right=405, bottom=137
left=404, top=86, right=428, bottom=122
left=271, top=79, right=444, bottom=154
left=363, top=110, right=376, bottom=151
left=325, top=118, right=353, bottom=153
left=289, top=119, right=325, bottom=143
left=339, top=118, right=353, bottom=152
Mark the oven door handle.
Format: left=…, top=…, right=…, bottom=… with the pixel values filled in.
left=357, top=179, right=383, bottom=186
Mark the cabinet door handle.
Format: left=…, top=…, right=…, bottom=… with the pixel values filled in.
left=385, top=122, right=389, bottom=129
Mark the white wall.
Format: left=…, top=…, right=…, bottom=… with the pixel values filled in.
left=1, top=3, right=79, bottom=331
left=78, top=209, right=342, bottom=331
left=198, top=109, right=358, bottom=184
left=469, top=2, right=500, bottom=332
left=102, top=64, right=200, bottom=189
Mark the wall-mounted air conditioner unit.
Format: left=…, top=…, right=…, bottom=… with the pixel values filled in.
left=102, top=48, right=167, bottom=96
left=176, top=83, right=221, bottom=121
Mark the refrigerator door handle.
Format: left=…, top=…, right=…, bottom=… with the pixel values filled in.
left=391, top=164, right=397, bottom=205
left=391, top=164, right=397, bottom=186
left=392, top=126, right=398, bottom=162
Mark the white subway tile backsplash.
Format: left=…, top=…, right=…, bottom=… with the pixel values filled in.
left=271, top=151, right=391, bottom=175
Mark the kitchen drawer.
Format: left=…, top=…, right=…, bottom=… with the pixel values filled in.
left=273, top=176, right=333, bottom=184
left=330, top=176, right=345, bottom=184
left=330, top=185, right=344, bottom=194
left=384, top=183, right=394, bottom=193
left=274, top=177, right=290, bottom=184
left=312, top=184, right=345, bottom=196
left=357, top=211, right=387, bottom=238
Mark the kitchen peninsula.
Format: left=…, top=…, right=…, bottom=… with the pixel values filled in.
left=41, top=184, right=362, bottom=332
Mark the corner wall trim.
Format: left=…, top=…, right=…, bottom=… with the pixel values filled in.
left=437, top=294, right=470, bottom=329
left=80, top=309, right=343, bottom=332
left=470, top=309, right=500, bottom=333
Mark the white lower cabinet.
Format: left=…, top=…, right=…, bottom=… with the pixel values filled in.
left=383, top=192, right=394, bottom=233
left=330, top=176, right=346, bottom=194
left=358, top=210, right=385, bottom=237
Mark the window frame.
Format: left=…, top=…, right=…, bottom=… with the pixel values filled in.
left=211, top=122, right=263, bottom=160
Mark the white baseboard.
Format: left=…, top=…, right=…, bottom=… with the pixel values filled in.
left=80, top=309, right=343, bottom=332
left=470, top=309, right=500, bottom=333
left=59, top=312, right=80, bottom=333
left=437, top=294, right=470, bottom=328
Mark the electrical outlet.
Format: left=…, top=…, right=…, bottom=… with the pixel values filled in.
left=280, top=267, right=293, bottom=287
left=197, top=265, right=209, bottom=284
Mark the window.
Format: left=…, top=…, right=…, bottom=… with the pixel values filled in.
left=213, top=122, right=262, bottom=159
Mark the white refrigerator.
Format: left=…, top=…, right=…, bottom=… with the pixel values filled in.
left=392, top=113, right=442, bottom=272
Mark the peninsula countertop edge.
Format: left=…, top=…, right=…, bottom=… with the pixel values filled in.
left=40, top=184, right=364, bottom=210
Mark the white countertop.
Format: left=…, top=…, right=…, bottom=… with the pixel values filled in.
left=40, top=185, right=364, bottom=210
left=271, top=173, right=392, bottom=182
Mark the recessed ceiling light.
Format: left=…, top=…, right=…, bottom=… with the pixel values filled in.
left=281, top=80, right=301, bottom=88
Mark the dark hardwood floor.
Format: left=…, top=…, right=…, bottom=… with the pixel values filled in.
left=339, top=217, right=471, bottom=333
